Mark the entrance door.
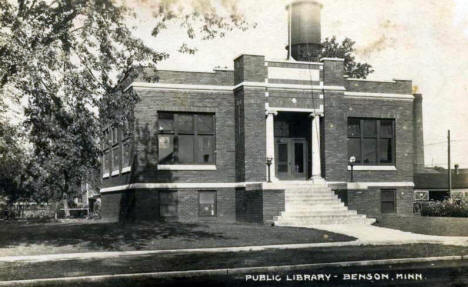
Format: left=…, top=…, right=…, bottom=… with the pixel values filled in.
left=275, top=138, right=308, bottom=180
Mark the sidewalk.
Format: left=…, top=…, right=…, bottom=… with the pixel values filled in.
left=309, top=224, right=468, bottom=246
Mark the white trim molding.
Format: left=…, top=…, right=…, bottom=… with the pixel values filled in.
left=266, top=58, right=323, bottom=66
left=127, top=81, right=346, bottom=93
left=348, top=165, right=397, bottom=171
left=111, top=170, right=120, bottom=177
left=347, top=78, right=396, bottom=83
left=121, top=166, right=132, bottom=174
left=347, top=181, right=415, bottom=190
left=125, top=82, right=233, bottom=92
left=266, top=105, right=324, bottom=115
left=320, top=57, right=345, bottom=62
left=101, top=182, right=247, bottom=193
left=157, top=164, right=217, bottom=171
left=344, top=91, right=414, bottom=100
left=102, top=172, right=110, bottom=179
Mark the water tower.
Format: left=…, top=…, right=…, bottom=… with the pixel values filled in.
left=286, top=0, right=322, bottom=62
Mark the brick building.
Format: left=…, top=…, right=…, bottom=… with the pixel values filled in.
left=100, top=0, right=425, bottom=225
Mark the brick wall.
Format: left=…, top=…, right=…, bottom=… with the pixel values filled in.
left=135, top=68, right=233, bottom=86
left=324, top=93, right=415, bottom=182
left=234, top=88, right=245, bottom=182
left=322, top=59, right=344, bottom=87
left=323, top=91, right=348, bottom=181
left=234, top=55, right=266, bottom=84
left=130, top=88, right=236, bottom=183
left=235, top=188, right=285, bottom=224
left=347, top=187, right=414, bottom=218
left=101, top=188, right=236, bottom=223
left=100, top=192, right=122, bottom=222
left=346, top=79, right=412, bottom=94
left=234, top=55, right=268, bottom=182
left=243, top=87, right=267, bottom=182
left=268, top=89, right=323, bottom=110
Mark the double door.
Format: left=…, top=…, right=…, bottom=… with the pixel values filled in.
left=275, top=138, right=308, bottom=180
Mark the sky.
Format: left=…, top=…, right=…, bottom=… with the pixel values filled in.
left=129, top=0, right=468, bottom=168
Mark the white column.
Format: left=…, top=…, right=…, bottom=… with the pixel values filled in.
left=310, top=113, right=322, bottom=181
left=265, top=110, right=278, bottom=181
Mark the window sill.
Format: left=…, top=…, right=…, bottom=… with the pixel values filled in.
left=102, top=173, right=110, bottom=179
left=111, top=170, right=120, bottom=176
left=158, top=164, right=217, bottom=171
left=347, top=165, right=397, bottom=171
left=121, top=166, right=131, bottom=174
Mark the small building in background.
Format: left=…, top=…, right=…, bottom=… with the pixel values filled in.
left=414, top=167, right=468, bottom=202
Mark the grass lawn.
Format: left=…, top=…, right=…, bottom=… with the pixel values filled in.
left=0, top=221, right=354, bottom=257
left=1, top=244, right=467, bottom=281
left=375, top=215, right=468, bottom=236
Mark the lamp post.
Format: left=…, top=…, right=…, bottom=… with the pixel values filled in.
left=266, top=157, right=273, bottom=183
left=349, top=156, right=356, bottom=182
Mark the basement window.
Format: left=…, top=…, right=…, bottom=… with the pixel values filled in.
left=381, top=189, right=396, bottom=213
left=160, top=191, right=178, bottom=218
left=199, top=191, right=217, bottom=217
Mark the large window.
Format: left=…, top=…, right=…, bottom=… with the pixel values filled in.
left=158, top=112, right=215, bottom=164
left=102, top=130, right=111, bottom=175
left=347, top=118, right=395, bottom=165
left=121, top=120, right=131, bottom=169
left=111, top=126, right=120, bottom=172
left=102, top=121, right=132, bottom=177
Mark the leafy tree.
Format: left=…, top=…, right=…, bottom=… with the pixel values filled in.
left=0, top=0, right=250, bottom=204
left=319, top=36, right=374, bottom=79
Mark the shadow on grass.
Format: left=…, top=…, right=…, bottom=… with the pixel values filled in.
left=0, top=221, right=228, bottom=251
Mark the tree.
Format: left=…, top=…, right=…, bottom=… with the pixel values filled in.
left=319, top=36, right=374, bottom=79
left=0, top=0, right=250, bottom=204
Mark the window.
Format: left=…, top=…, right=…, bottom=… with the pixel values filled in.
left=158, top=112, right=215, bottom=164
left=121, top=119, right=132, bottom=169
left=102, top=150, right=110, bottom=175
left=199, top=191, right=217, bottom=217
left=102, top=130, right=110, bottom=175
left=112, top=127, right=119, bottom=144
left=110, top=126, right=120, bottom=173
left=160, top=191, right=178, bottom=218
left=122, top=140, right=131, bottom=168
left=347, top=118, right=395, bottom=165
left=381, top=189, right=396, bottom=213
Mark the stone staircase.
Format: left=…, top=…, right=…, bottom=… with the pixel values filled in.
left=273, top=183, right=375, bottom=226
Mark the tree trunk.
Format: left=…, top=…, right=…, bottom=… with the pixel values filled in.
left=63, top=199, right=70, bottom=217
left=63, top=171, right=70, bottom=218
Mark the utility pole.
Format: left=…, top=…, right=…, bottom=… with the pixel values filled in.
left=448, top=130, right=452, bottom=194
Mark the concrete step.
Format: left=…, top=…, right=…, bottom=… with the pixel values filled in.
left=279, top=209, right=357, bottom=217
left=285, top=188, right=333, bottom=193
left=274, top=215, right=375, bottom=225
left=272, top=183, right=376, bottom=226
left=286, top=206, right=354, bottom=212
left=285, top=200, right=345, bottom=210
left=285, top=194, right=339, bottom=200
left=283, top=204, right=349, bottom=211
left=285, top=198, right=343, bottom=204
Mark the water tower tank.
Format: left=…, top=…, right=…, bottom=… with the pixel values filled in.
left=286, top=0, right=322, bottom=61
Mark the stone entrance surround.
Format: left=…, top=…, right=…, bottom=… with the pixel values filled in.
left=265, top=106, right=324, bottom=182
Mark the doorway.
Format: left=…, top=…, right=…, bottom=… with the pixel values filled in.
left=275, top=138, right=308, bottom=180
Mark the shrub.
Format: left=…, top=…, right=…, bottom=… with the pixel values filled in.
left=421, top=198, right=468, bottom=217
